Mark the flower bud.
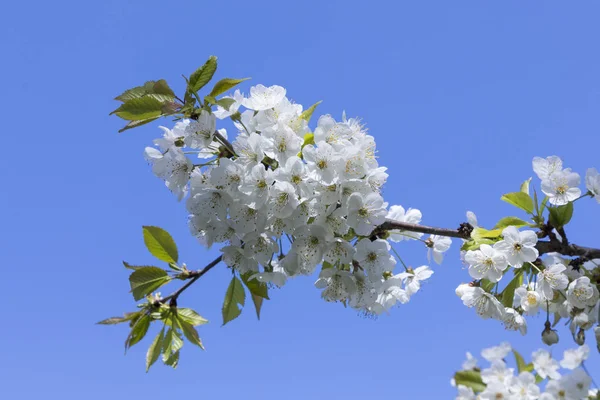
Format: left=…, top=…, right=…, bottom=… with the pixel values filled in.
left=542, top=322, right=559, bottom=346
left=575, top=328, right=586, bottom=346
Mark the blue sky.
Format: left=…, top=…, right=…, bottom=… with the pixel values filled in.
left=2, top=1, right=600, bottom=398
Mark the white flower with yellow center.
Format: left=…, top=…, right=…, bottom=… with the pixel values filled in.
left=541, top=169, right=581, bottom=206
left=465, top=244, right=509, bottom=282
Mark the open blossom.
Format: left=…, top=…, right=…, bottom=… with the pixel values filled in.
left=541, top=169, right=581, bottom=206
left=507, top=371, right=540, bottom=399
left=465, top=244, right=508, bottom=282
left=354, top=239, right=396, bottom=281
left=532, top=349, right=561, bottom=380
left=514, top=286, right=541, bottom=315
left=184, top=110, right=216, bottom=149
left=461, top=286, right=504, bottom=320
left=586, top=167, right=600, bottom=203
left=537, top=264, right=569, bottom=300
left=144, top=146, right=193, bottom=200
left=346, top=192, right=388, bottom=236
left=241, top=84, right=286, bottom=110
left=560, top=345, right=589, bottom=370
left=566, top=276, right=599, bottom=309
left=398, top=265, right=433, bottom=296
left=533, top=156, right=563, bottom=181
left=502, top=308, right=527, bottom=335
left=493, top=226, right=538, bottom=268
left=481, top=342, right=512, bottom=363
left=426, top=235, right=452, bottom=265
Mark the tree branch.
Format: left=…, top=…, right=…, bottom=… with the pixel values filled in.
left=160, top=255, right=223, bottom=306
left=380, top=219, right=600, bottom=260
left=378, top=220, right=470, bottom=239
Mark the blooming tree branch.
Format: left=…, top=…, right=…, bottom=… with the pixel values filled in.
left=102, top=56, right=600, bottom=375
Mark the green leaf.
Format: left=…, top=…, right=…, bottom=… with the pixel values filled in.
left=117, top=117, right=160, bottom=133
left=110, top=96, right=165, bottom=121
left=520, top=178, right=532, bottom=195
left=454, top=370, right=486, bottom=393
left=535, top=374, right=544, bottom=384
left=176, top=317, right=204, bottom=349
left=115, top=80, right=175, bottom=102
left=142, top=226, right=178, bottom=263
left=188, top=56, right=218, bottom=94
left=298, top=101, right=322, bottom=122
left=129, top=267, right=171, bottom=301
left=250, top=294, right=264, bottom=320
left=176, top=308, right=208, bottom=326
left=151, top=79, right=175, bottom=97
left=302, top=133, right=315, bottom=149
left=222, top=276, right=245, bottom=326
left=500, top=270, right=523, bottom=308
left=501, top=192, right=534, bottom=214
left=97, top=312, right=139, bottom=325
left=539, top=196, right=549, bottom=217
left=480, top=279, right=495, bottom=292
left=549, top=202, right=574, bottom=229
left=163, top=350, right=180, bottom=368
left=162, top=327, right=184, bottom=363
left=215, top=97, right=236, bottom=111
left=146, top=327, right=165, bottom=372
left=472, top=227, right=503, bottom=241
left=125, top=313, right=151, bottom=350
left=241, top=273, right=269, bottom=299
left=512, top=350, right=534, bottom=373
left=494, top=216, right=530, bottom=230
left=209, top=77, right=249, bottom=98
left=241, top=272, right=269, bottom=320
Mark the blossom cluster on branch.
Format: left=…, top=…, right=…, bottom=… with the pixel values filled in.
left=453, top=342, right=598, bottom=399
left=455, top=156, right=600, bottom=346
left=143, top=81, right=441, bottom=315
left=104, top=56, right=600, bottom=372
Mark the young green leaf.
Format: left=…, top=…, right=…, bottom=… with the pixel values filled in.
left=208, top=77, right=249, bottom=98
left=146, top=327, right=165, bottom=372
left=222, top=276, right=245, bottom=326
left=117, top=117, right=160, bottom=133
left=125, top=313, right=151, bottom=350
left=241, top=272, right=269, bottom=320
left=471, top=227, right=503, bottom=241
left=110, top=96, right=165, bottom=121
left=501, top=192, right=534, bottom=214
left=520, top=178, right=532, bottom=195
left=241, top=273, right=269, bottom=300
left=176, top=308, right=208, bottom=326
left=512, top=349, right=534, bottom=373
left=188, top=56, right=218, bottom=94
left=298, top=101, right=322, bottom=122
left=97, top=311, right=140, bottom=325
left=215, top=97, right=236, bottom=111
left=500, top=270, right=523, bottom=308
left=453, top=370, right=486, bottom=393
left=162, top=327, right=184, bottom=364
left=250, top=294, right=264, bottom=320
left=163, top=350, right=180, bottom=369
left=549, top=202, right=574, bottom=229
left=142, top=226, right=179, bottom=263
left=129, top=267, right=171, bottom=301
left=176, top=317, right=205, bottom=349
left=494, top=216, right=530, bottom=229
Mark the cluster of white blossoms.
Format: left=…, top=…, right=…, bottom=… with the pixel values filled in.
left=143, top=84, right=449, bottom=315
left=533, top=156, right=600, bottom=206
left=456, top=156, right=600, bottom=343
left=453, top=342, right=596, bottom=400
